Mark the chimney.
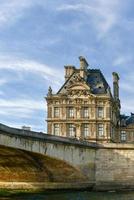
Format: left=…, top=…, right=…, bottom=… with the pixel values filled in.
left=79, top=56, right=88, bottom=79
left=112, top=72, right=119, bottom=100
left=64, top=65, right=75, bottom=81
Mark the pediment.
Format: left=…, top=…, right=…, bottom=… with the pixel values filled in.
left=57, top=72, right=95, bottom=97
left=67, top=83, right=90, bottom=90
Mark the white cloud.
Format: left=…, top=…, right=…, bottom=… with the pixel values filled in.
left=0, top=0, right=33, bottom=28
left=121, top=99, right=134, bottom=114
left=0, top=120, right=45, bottom=132
left=0, top=55, right=63, bottom=88
left=0, top=98, right=45, bottom=110
left=0, top=0, right=122, bottom=37
left=119, top=73, right=134, bottom=114
left=0, top=97, right=47, bottom=131
left=0, top=98, right=46, bottom=118
left=0, top=78, right=8, bottom=86
left=57, top=0, right=121, bottom=37
left=113, top=55, right=132, bottom=66
left=0, top=0, right=48, bottom=29
left=0, top=91, right=4, bottom=96
left=120, top=82, right=134, bottom=94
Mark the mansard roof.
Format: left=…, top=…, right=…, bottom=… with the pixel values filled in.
left=57, top=68, right=111, bottom=96
left=86, top=69, right=110, bottom=95
left=120, top=113, right=134, bottom=126
left=126, top=114, right=134, bottom=126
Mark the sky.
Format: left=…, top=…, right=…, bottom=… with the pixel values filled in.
left=0, top=0, right=134, bottom=132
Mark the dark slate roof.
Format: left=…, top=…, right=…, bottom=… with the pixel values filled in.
left=86, top=69, right=110, bottom=95
left=126, top=114, right=134, bottom=126
left=120, top=114, right=129, bottom=120
left=120, top=114, right=134, bottom=126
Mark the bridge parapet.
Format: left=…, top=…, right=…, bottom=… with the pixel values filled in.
left=0, top=123, right=97, bottom=148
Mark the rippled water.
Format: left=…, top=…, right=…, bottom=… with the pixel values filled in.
left=1, top=191, right=134, bottom=200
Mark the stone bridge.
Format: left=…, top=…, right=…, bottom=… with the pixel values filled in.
left=1, top=123, right=134, bottom=191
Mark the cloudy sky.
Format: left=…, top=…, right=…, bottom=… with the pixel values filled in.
left=0, top=0, right=134, bottom=132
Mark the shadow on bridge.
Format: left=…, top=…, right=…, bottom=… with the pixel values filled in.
left=0, top=145, right=88, bottom=187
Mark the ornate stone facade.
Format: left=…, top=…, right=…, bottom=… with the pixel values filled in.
left=46, top=56, right=122, bottom=143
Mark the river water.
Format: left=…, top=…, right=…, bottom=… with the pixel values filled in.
left=1, top=191, right=134, bottom=200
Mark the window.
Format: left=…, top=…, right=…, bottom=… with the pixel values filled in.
left=84, top=101, right=88, bottom=104
left=54, top=107, right=59, bottom=117
left=68, top=124, right=75, bottom=137
left=98, top=107, right=104, bottom=118
left=68, top=107, right=74, bottom=118
left=83, top=124, right=89, bottom=137
left=98, top=124, right=104, bottom=137
left=120, top=131, right=126, bottom=142
left=82, top=107, right=89, bottom=118
left=54, top=124, right=60, bottom=136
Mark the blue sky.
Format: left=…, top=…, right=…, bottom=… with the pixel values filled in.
left=0, top=0, right=134, bottom=132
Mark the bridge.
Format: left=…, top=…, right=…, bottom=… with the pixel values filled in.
left=0, top=123, right=134, bottom=191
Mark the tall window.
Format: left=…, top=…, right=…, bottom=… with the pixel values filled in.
left=54, top=107, right=59, bottom=118
left=83, top=124, right=89, bottom=137
left=68, top=124, right=75, bottom=137
left=68, top=107, right=74, bottom=118
left=98, top=107, right=104, bottom=118
left=120, top=131, right=126, bottom=142
left=54, top=124, right=60, bottom=136
left=82, top=107, right=89, bottom=118
left=98, top=124, right=104, bottom=137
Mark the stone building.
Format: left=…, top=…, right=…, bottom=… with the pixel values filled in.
left=119, top=114, right=134, bottom=143
left=46, top=56, right=122, bottom=143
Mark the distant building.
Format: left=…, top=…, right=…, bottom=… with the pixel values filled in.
left=46, top=56, right=133, bottom=143
left=119, top=113, right=134, bottom=143
left=22, top=126, right=31, bottom=131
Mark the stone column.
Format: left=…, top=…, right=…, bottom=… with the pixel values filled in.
left=92, top=123, right=97, bottom=139
left=106, top=123, right=111, bottom=141
left=47, top=123, right=52, bottom=135
left=62, top=106, right=66, bottom=119
left=48, top=106, right=52, bottom=118
left=76, top=123, right=81, bottom=138
left=76, top=106, right=81, bottom=119
left=106, top=106, right=111, bottom=119
left=91, top=106, right=96, bottom=119
left=61, top=123, right=66, bottom=137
